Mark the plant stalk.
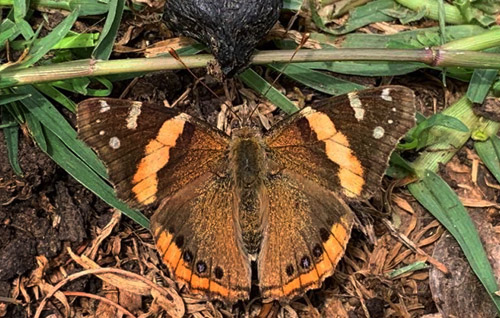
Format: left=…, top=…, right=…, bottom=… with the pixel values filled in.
left=3, top=48, right=500, bottom=88
left=394, top=0, right=466, bottom=24
left=440, top=27, right=500, bottom=51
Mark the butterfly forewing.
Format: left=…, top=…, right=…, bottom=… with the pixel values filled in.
left=265, top=85, right=416, bottom=200
left=77, top=98, right=230, bottom=208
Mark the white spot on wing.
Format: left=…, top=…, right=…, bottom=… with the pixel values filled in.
left=373, top=126, right=385, bottom=139
left=381, top=88, right=393, bottom=101
left=126, top=101, right=142, bottom=130
left=391, top=107, right=397, bottom=112
left=99, top=100, right=110, bottom=113
left=99, top=130, right=105, bottom=136
left=109, top=137, right=120, bottom=149
left=96, top=119, right=101, bottom=124
left=348, top=92, right=365, bottom=121
left=388, top=119, right=394, bottom=124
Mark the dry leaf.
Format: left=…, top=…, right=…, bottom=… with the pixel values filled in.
left=95, top=282, right=118, bottom=318
left=321, top=296, right=349, bottom=318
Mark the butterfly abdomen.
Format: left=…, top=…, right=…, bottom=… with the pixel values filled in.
left=230, top=135, right=266, bottom=256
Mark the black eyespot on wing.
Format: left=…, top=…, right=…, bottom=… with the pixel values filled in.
left=286, top=264, right=295, bottom=277
left=196, top=260, right=207, bottom=273
left=175, top=235, right=184, bottom=248
left=319, top=228, right=330, bottom=242
left=300, top=256, right=311, bottom=269
left=312, top=244, right=322, bottom=258
left=183, top=250, right=193, bottom=263
left=214, top=266, right=224, bottom=279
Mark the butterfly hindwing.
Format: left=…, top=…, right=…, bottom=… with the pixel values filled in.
left=151, top=174, right=252, bottom=302
left=258, top=170, right=353, bottom=300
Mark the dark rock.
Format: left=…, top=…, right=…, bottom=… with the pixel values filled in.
left=163, top=0, right=282, bottom=77
left=56, top=182, right=87, bottom=244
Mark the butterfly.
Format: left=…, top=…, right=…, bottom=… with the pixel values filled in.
left=77, top=86, right=416, bottom=303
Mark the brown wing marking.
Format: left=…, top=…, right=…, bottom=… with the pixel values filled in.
left=151, top=174, right=251, bottom=303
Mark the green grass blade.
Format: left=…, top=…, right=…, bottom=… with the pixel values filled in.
left=313, top=0, right=396, bottom=35
left=13, top=0, right=27, bottom=22
left=466, top=47, right=500, bottom=103
left=267, top=63, right=365, bottom=95
left=13, top=85, right=107, bottom=178
left=0, top=93, right=30, bottom=105
left=1, top=108, right=23, bottom=176
left=283, top=0, right=302, bottom=11
left=0, top=19, right=21, bottom=50
left=466, top=48, right=500, bottom=104
left=34, top=83, right=77, bottom=112
left=394, top=0, right=467, bottom=24
left=92, top=0, right=125, bottom=60
left=474, top=136, right=500, bottom=183
left=24, top=109, right=48, bottom=151
left=339, top=25, right=486, bottom=49
left=409, top=171, right=500, bottom=313
left=10, top=32, right=99, bottom=50
left=8, top=8, right=80, bottom=69
left=238, top=69, right=299, bottom=114
left=387, top=152, right=415, bottom=179
left=387, top=261, right=429, bottom=279
left=36, top=126, right=150, bottom=228
left=467, top=68, right=498, bottom=103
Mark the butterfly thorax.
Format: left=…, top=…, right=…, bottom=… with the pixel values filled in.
left=230, top=129, right=266, bottom=256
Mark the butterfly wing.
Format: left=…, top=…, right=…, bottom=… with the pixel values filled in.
left=259, top=171, right=353, bottom=300
left=259, top=86, right=416, bottom=300
left=151, top=174, right=252, bottom=302
left=265, top=85, right=416, bottom=200
left=77, top=98, right=251, bottom=301
left=77, top=98, right=230, bottom=208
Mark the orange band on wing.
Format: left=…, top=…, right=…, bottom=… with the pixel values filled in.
left=305, top=111, right=365, bottom=197
left=155, top=231, right=232, bottom=299
left=279, top=221, right=349, bottom=297
left=131, top=115, right=187, bottom=204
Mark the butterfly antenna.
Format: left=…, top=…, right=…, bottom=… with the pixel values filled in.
left=247, top=33, right=310, bottom=122
left=168, top=48, right=241, bottom=122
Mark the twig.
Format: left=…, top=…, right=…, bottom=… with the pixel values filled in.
left=63, top=291, right=137, bottom=318
left=381, top=219, right=449, bottom=275
left=34, top=267, right=174, bottom=318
